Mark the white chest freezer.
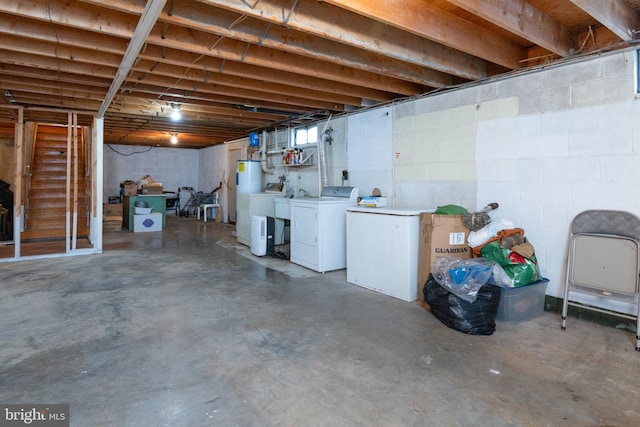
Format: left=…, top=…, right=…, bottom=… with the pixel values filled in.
left=346, top=206, right=432, bottom=302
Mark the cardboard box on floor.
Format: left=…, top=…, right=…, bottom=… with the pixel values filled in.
left=417, top=213, right=471, bottom=309
left=103, top=203, right=122, bottom=217
left=102, top=217, right=122, bottom=232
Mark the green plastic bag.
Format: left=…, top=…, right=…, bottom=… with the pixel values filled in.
left=435, top=205, right=467, bottom=215
left=480, top=241, right=540, bottom=287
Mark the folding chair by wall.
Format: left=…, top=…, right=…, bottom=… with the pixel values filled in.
left=561, top=210, right=640, bottom=351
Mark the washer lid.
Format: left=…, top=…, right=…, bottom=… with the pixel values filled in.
left=320, top=186, right=358, bottom=198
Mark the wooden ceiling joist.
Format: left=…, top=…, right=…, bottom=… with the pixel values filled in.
left=447, top=0, right=576, bottom=56
left=322, top=0, right=526, bottom=69
left=0, top=0, right=637, bottom=148
left=99, top=0, right=488, bottom=81
left=570, top=0, right=640, bottom=41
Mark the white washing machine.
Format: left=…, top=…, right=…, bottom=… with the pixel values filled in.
left=289, top=186, right=359, bottom=273
left=236, top=183, right=286, bottom=246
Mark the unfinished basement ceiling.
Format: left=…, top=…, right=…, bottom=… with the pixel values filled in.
left=0, top=0, right=639, bottom=149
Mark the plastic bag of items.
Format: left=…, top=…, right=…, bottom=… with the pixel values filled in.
left=423, top=273, right=501, bottom=335
left=480, top=241, right=541, bottom=287
left=476, top=228, right=541, bottom=287
left=467, top=218, right=515, bottom=248
left=431, top=257, right=498, bottom=303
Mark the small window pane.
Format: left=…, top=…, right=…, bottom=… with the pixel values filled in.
left=308, top=126, right=318, bottom=143
left=295, top=128, right=307, bottom=145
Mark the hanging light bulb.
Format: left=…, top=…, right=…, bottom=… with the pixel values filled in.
left=170, top=133, right=178, bottom=144
left=170, top=103, right=181, bottom=121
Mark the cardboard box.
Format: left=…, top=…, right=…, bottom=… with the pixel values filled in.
left=102, top=218, right=122, bottom=232
left=417, top=213, right=471, bottom=308
left=496, top=279, right=549, bottom=322
left=140, top=174, right=155, bottom=185
left=103, top=203, right=122, bottom=217
left=133, top=212, right=163, bottom=232
left=141, top=183, right=163, bottom=195
left=123, top=183, right=137, bottom=196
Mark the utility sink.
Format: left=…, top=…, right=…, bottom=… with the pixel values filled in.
left=274, top=198, right=291, bottom=220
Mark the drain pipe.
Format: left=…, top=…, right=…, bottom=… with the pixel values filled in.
left=259, top=129, right=274, bottom=174
left=317, top=114, right=332, bottom=190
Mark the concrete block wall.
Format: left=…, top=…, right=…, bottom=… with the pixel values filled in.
left=390, top=48, right=640, bottom=314
left=322, top=117, right=349, bottom=189
left=347, top=106, right=393, bottom=198
left=477, top=50, right=640, bottom=312
left=393, top=95, right=478, bottom=209
left=103, top=144, right=198, bottom=204
left=263, top=117, right=349, bottom=197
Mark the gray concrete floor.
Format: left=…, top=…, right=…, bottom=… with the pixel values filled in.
left=1, top=215, right=639, bottom=427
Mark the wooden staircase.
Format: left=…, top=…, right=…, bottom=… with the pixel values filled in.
left=22, top=125, right=90, bottom=240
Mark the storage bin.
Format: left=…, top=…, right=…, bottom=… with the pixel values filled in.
left=134, top=207, right=152, bottom=214
left=496, top=278, right=549, bottom=322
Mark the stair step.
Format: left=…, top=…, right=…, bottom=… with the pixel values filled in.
left=27, top=204, right=87, bottom=219
left=34, top=151, right=69, bottom=159
left=21, top=227, right=90, bottom=240
left=38, top=149, right=69, bottom=156
left=28, top=215, right=88, bottom=225
left=32, top=153, right=82, bottom=163
left=31, top=163, right=71, bottom=173
left=31, top=172, right=87, bottom=181
left=29, top=196, right=87, bottom=209
left=30, top=188, right=88, bottom=198
left=29, top=207, right=90, bottom=215
left=29, top=205, right=87, bottom=213
left=24, top=215, right=88, bottom=226
left=30, top=180, right=87, bottom=190
left=31, top=162, right=84, bottom=172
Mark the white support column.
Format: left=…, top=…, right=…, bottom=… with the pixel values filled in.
left=93, top=116, right=104, bottom=252
left=65, top=113, right=72, bottom=254
left=13, top=108, right=23, bottom=259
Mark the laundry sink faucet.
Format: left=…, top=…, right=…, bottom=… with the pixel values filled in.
left=298, top=188, right=311, bottom=198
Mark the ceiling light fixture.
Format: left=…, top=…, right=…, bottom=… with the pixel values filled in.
left=170, top=133, right=178, bottom=144
left=170, top=103, right=181, bottom=121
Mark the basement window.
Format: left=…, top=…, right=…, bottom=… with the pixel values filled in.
left=293, top=125, right=317, bottom=146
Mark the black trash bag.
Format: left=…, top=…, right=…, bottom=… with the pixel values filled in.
left=423, top=273, right=501, bottom=335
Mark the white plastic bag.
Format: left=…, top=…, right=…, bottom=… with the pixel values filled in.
left=467, top=218, right=515, bottom=248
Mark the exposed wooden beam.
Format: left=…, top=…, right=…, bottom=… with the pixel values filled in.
left=447, top=0, right=576, bottom=56
left=145, top=29, right=425, bottom=96
left=0, top=2, right=423, bottom=96
left=0, top=43, right=349, bottom=113
left=115, top=83, right=344, bottom=113
left=0, top=16, right=393, bottom=104
left=570, top=0, right=640, bottom=41
left=122, top=0, right=456, bottom=87
left=97, top=0, right=167, bottom=118
left=90, top=0, right=488, bottom=81
left=322, top=0, right=525, bottom=69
